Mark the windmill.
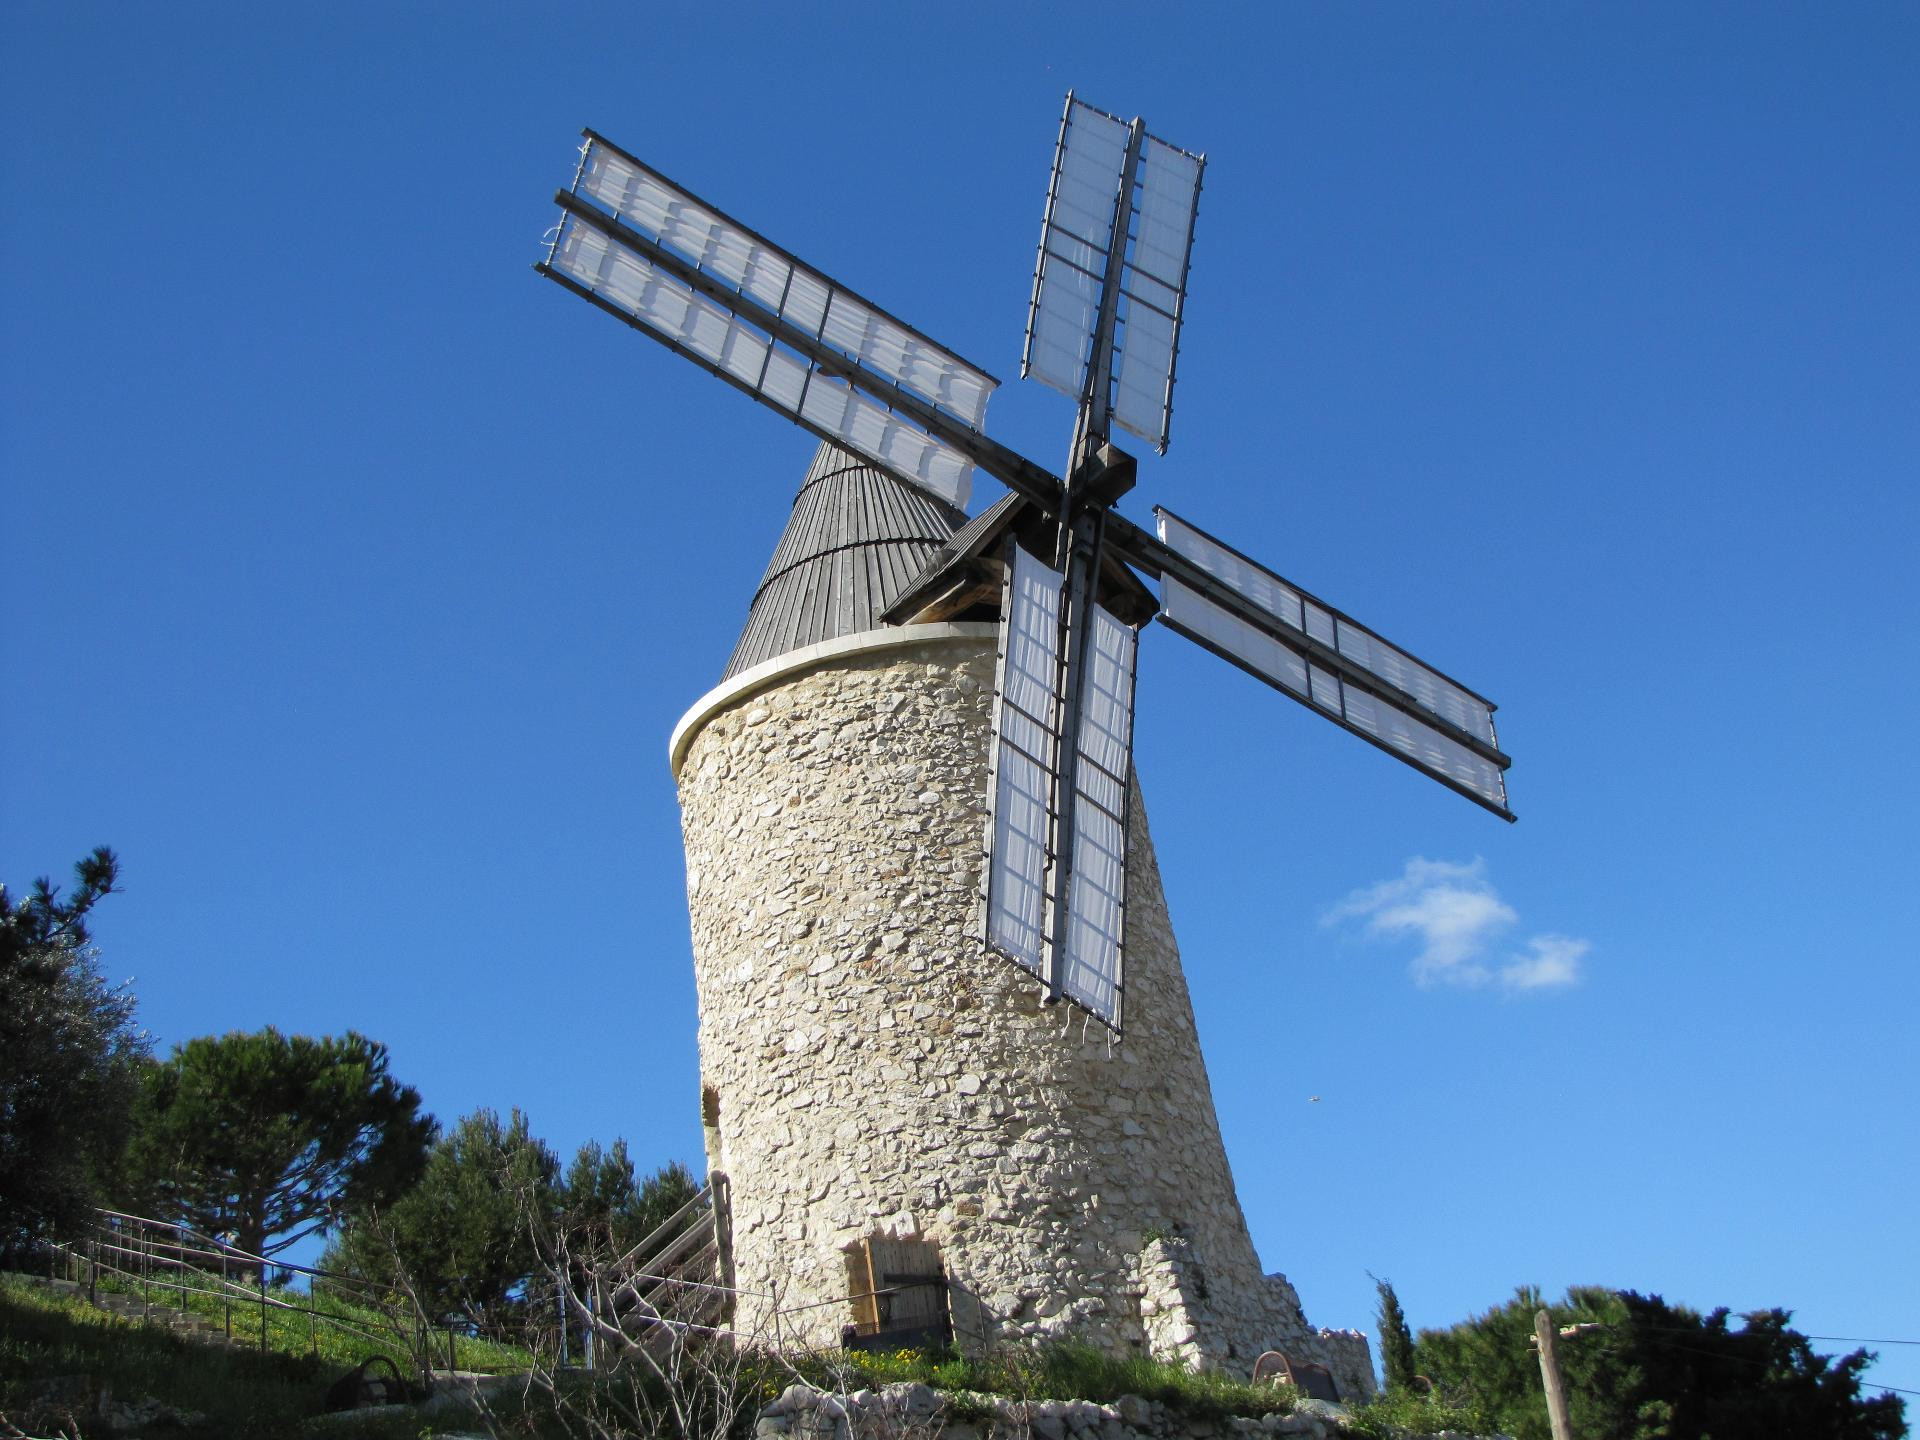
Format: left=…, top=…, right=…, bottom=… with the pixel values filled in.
left=538, top=93, right=1513, bottom=1038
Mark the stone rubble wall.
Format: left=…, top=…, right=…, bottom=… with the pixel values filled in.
left=755, top=1383, right=1492, bottom=1440
left=1137, top=1240, right=1371, bottom=1395
left=674, top=628, right=1371, bottom=1398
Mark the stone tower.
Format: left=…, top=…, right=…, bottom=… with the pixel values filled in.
left=671, top=444, right=1371, bottom=1395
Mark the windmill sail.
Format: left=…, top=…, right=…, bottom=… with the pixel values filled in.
left=984, top=543, right=1063, bottom=979
left=1023, top=98, right=1130, bottom=406
left=1109, top=136, right=1203, bottom=450
left=1150, top=508, right=1512, bottom=819
left=983, top=542, right=1135, bottom=1031
left=1023, top=96, right=1204, bottom=453
left=543, top=133, right=999, bottom=510
left=1057, top=598, right=1136, bottom=1026
left=574, top=135, right=995, bottom=428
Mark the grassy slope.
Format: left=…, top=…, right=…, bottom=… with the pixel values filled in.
left=0, top=1277, right=492, bottom=1438
left=85, top=1266, right=531, bottom=1375
left=4, top=1277, right=1482, bottom=1440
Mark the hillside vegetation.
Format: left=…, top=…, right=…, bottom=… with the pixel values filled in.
left=0, top=1276, right=462, bottom=1437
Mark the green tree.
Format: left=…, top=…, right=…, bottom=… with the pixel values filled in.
left=1372, top=1274, right=1419, bottom=1396
left=559, top=1138, right=640, bottom=1258
left=1416, top=1283, right=1573, bottom=1434
left=1416, top=1285, right=1906, bottom=1440
left=126, top=1028, right=433, bottom=1262
left=559, top=1144, right=697, bottom=1259
left=1, top=848, right=147, bottom=1253
left=326, top=1107, right=559, bottom=1333
left=630, top=1158, right=700, bottom=1248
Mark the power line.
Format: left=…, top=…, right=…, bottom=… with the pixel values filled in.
left=1624, top=1333, right=1920, bottom=1399
left=1634, top=1325, right=1920, bottom=1348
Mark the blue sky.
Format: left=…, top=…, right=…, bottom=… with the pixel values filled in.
left=4, top=0, right=1915, bottom=1395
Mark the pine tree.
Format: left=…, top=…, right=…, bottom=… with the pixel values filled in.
left=126, top=1028, right=432, bottom=1263
left=328, top=1107, right=559, bottom=1332
left=1, top=848, right=146, bottom=1253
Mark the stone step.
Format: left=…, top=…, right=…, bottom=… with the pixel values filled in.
left=10, top=1272, right=245, bottom=1347
left=13, top=1265, right=372, bottom=1360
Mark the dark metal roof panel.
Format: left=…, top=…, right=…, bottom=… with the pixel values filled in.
left=880, top=491, right=1032, bottom=624
left=722, top=443, right=966, bottom=680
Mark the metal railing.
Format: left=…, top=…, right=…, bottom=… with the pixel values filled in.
left=46, top=1208, right=428, bottom=1373
left=39, top=1194, right=731, bottom=1378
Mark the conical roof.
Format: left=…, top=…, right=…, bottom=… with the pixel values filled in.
left=722, top=443, right=966, bottom=680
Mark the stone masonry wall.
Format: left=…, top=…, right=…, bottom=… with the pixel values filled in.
left=674, top=627, right=1371, bottom=1397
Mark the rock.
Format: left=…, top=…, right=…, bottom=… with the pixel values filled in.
left=1115, top=1394, right=1155, bottom=1428
left=94, top=1390, right=205, bottom=1436
left=895, top=1382, right=943, bottom=1419
left=771, top=1382, right=818, bottom=1415
left=21, top=1373, right=93, bottom=1407
left=1062, top=1399, right=1108, bottom=1432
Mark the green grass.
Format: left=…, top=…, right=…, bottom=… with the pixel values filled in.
left=770, top=1340, right=1308, bottom=1425
left=794, top=1344, right=1495, bottom=1435
left=481, top=1340, right=1311, bottom=1440
left=0, top=1275, right=471, bottom=1438
left=1342, top=1385, right=1491, bottom=1438
left=86, top=1264, right=532, bottom=1375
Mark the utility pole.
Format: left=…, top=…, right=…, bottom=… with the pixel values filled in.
left=1533, top=1308, right=1575, bottom=1440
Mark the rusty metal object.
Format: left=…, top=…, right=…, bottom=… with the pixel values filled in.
left=1253, top=1348, right=1342, bottom=1403
left=324, top=1353, right=418, bottom=1411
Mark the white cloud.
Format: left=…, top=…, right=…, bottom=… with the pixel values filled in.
left=1323, top=857, right=1584, bottom=992
left=1499, top=934, right=1588, bottom=991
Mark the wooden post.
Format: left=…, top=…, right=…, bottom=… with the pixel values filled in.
left=1533, top=1308, right=1574, bottom=1440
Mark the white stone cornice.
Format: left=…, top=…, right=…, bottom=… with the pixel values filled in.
left=668, top=622, right=997, bottom=777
